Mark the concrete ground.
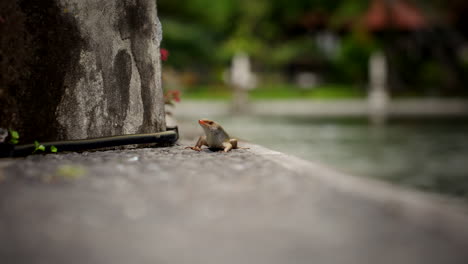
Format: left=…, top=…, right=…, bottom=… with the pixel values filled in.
left=1, top=141, right=468, bottom=264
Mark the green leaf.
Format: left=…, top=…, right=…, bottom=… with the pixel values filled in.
left=33, top=141, right=46, bottom=153
left=50, top=146, right=58, bottom=153
left=9, top=130, right=19, bottom=139
left=9, top=129, right=19, bottom=144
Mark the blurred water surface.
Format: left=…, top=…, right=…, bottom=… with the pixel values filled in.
left=207, top=116, right=468, bottom=199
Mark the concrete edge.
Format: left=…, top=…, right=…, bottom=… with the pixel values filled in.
left=243, top=142, right=468, bottom=234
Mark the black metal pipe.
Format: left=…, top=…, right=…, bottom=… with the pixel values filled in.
left=0, top=130, right=178, bottom=158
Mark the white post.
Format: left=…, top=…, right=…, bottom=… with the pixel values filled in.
left=368, top=51, right=389, bottom=125
left=229, top=52, right=256, bottom=113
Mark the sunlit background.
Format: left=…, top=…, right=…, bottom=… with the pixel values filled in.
left=159, top=0, right=468, bottom=199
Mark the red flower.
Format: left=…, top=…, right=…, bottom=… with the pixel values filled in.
left=164, top=90, right=181, bottom=104
left=160, top=48, right=169, bottom=61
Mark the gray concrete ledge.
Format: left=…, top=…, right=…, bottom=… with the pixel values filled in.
left=175, top=99, right=468, bottom=118
left=1, top=142, right=468, bottom=264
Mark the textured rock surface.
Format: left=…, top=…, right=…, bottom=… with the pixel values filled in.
left=1, top=142, right=468, bottom=264
left=0, top=0, right=165, bottom=142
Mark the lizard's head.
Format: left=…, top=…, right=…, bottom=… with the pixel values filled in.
left=198, top=119, right=221, bottom=132
left=198, top=119, right=230, bottom=141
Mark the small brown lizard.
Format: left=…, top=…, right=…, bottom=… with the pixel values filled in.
left=186, top=119, right=242, bottom=152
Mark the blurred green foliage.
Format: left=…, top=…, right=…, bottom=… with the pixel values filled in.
left=159, top=0, right=369, bottom=68
left=158, top=0, right=467, bottom=97
left=331, top=34, right=377, bottom=84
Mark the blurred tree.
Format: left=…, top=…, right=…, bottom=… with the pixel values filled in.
left=158, top=0, right=467, bottom=96
left=159, top=0, right=359, bottom=74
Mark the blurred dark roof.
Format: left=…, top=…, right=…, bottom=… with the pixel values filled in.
left=364, top=0, right=428, bottom=31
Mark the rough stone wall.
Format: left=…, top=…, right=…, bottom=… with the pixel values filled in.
left=0, top=0, right=165, bottom=142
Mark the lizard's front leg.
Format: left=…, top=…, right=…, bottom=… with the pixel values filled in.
left=229, top=138, right=249, bottom=150
left=222, top=141, right=233, bottom=152
left=186, top=136, right=208, bottom=151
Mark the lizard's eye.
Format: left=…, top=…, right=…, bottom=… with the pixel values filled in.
left=207, top=121, right=213, bottom=125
